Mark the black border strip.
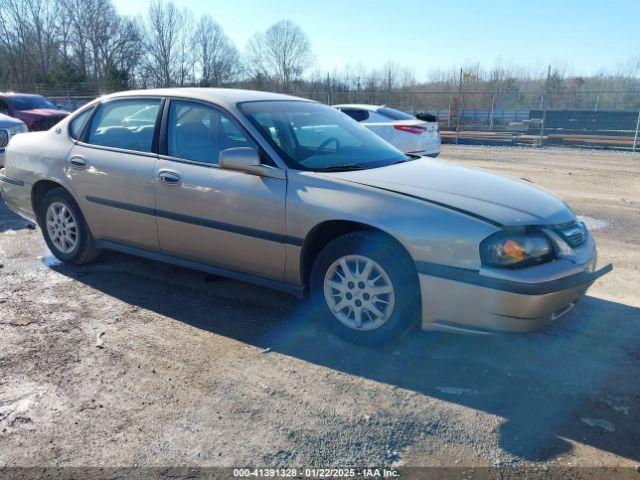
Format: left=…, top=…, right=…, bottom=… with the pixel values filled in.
left=86, top=196, right=155, bottom=216
left=85, top=196, right=304, bottom=246
left=0, top=172, right=24, bottom=186
left=417, top=261, right=613, bottom=295
left=156, top=208, right=287, bottom=243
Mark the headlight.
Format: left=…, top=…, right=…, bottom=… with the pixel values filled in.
left=480, top=230, right=554, bottom=268
left=9, top=124, right=28, bottom=135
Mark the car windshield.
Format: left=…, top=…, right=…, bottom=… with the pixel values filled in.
left=10, top=95, right=57, bottom=111
left=240, top=101, right=409, bottom=171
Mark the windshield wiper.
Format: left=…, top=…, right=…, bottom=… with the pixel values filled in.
left=392, top=155, right=416, bottom=164
left=315, top=164, right=367, bottom=172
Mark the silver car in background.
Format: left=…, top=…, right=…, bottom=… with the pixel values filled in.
left=0, top=113, right=28, bottom=167
left=334, top=104, right=440, bottom=157
left=0, top=88, right=611, bottom=345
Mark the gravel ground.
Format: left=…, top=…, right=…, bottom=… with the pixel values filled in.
left=0, top=146, right=639, bottom=477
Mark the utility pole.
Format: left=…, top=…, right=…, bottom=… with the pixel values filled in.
left=489, top=94, right=495, bottom=130
left=326, top=73, right=331, bottom=105
left=538, top=65, right=551, bottom=148
left=633, top=108, right=640, bottom=153
left=455, top=68, right=463, bottom=145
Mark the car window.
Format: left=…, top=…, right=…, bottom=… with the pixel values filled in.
left=0, top=99, right=9, bottom=115
left=167, top=100, right=255, bottom=165
left=87, top=98, right=161, bottom=153
left=69, top=107, right=93, bottom=140
left=363, top=110, right=395, bottom=123
left=123, top=105, right=159, bottom=126
left=292, top=118, right=361, bottom=151
left=340, top=109, right=369, bottom=122
left=241, top=101, right=408, bottom=171
left=377, top=107, right=416, bottom=121
left=10, top=95, right=57, bottom=111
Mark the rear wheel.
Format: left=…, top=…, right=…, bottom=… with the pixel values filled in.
left=310, top=231, right=420, bottom=346
left=40, top=188, right=99, bottom=265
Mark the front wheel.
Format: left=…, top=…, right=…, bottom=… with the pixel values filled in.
left=310, top=231, right=420, bottom=346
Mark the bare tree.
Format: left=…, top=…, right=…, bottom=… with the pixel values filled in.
left=0, top=0, right=60, bottom=84
left=192, top=15, right=239, bottom=87
left=141, top=0, right=192, bottom=87
left=246, top=20, right=313, bottom=90
left=59, top=0, right=141, bottom=88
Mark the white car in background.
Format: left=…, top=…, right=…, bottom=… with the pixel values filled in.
left=334, top=104, right=440, bottom=157
left=0, top=113, right=28, bottom=167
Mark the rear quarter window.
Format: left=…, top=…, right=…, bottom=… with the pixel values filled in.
left=339, top=109, right=370, bottom=122
left=377, top=107, right=416, bottom=121
left=68, top=107, right=94, bottom=140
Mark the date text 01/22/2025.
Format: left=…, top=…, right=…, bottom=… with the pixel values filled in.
left=232, top=468, right=400, bottom=478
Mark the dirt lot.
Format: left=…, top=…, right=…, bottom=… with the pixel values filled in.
left=1, top=146, right=639, bottom=477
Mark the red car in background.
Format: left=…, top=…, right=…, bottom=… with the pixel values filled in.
left=0, top=92, right=69, bottom=131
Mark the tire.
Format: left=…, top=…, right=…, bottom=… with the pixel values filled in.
left=39, top=188, right=100, bottom=265
left=310, top=231, right=420, bottom=347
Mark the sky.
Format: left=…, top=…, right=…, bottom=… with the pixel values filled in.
left=112, top=0, right=640, bottom=78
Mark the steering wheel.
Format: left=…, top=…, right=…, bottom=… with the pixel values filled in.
left=317, top=137, right=341, bottom=154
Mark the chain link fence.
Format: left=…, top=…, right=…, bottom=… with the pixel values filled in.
left=4, top=81, right=640, bottom=151
left=322, top=89, right=640, bottom=151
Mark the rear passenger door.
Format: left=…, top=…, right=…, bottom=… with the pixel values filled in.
left=67, top=97, right=162, bottom=250
left=154, top=99, right=287, bottom=281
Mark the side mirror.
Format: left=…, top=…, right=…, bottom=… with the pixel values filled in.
left=219, top=147, right=284, bottom=179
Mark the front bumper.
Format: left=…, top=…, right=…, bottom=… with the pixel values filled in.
left=417, top=237, right=612, bottom=333
left=0, top=150, right=4, bottom=168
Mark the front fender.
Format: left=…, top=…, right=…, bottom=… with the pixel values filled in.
left=286, top=170, right=499, bottom=277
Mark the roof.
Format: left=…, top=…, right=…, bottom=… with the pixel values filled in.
left=106, top=88, right=314, bottom=109
left=332, top=104, right=382, bottom=111
left=0, top=92, right=46, bottom=98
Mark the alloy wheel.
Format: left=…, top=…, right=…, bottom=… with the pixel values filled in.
left=45, top=201, right=79, bottom=254
left=323, top=254, right=396, bottom=331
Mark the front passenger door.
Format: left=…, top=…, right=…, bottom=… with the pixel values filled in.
left=154, top=99, right=287, bottom=281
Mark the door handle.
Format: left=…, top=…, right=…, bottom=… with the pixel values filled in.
left=157, top=170, right=182, bottom=185
left=69, top=155, right=87, bottom=169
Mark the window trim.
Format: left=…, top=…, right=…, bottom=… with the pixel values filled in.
left=77, top=96, right=165, bottom=157
left=159, top=97, right=276, bottom=168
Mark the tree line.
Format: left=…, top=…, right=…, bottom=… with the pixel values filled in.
left=0, top=0, right=314, bottom=91
left=1, top=0, right=640, bottom=111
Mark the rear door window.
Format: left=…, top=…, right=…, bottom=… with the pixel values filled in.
left=87, top=98, right=161, bottom=153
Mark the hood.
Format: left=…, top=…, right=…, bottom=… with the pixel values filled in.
left=320, top=158, right=575, bottom=226
left=16, top=108, right=69, bottom=121
left=0, top=112, right=25, bottom=127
